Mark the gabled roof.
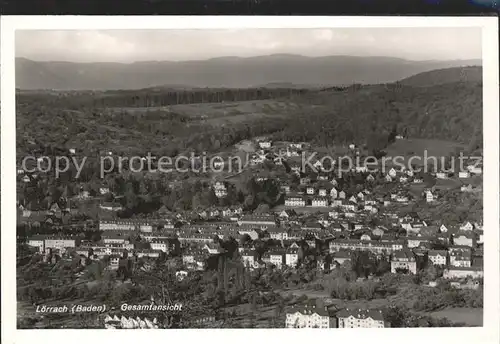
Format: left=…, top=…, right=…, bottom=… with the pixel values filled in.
left=453, top=232, right=476, bottom=239
left=287, top=304, right=334, bottom=317
left=333, top=251, right=351, bottom=259
left=336, top=308, right=384, bottom=321
left=446, top=266, right=483, bottom=272
left=392, top=249, right=415, bottom=260
left=428, top=250, right=447, bottom=257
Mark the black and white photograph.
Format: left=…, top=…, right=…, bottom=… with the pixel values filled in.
left=1, top=16, right=499, bottom=343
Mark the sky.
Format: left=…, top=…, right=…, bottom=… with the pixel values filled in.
left=15, top=28, right=482, bottom=63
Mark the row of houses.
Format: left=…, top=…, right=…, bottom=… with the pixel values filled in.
left=285, top=304, right=387, bottom=328
left=26, top=235, right=81, bottom=253
left=98, top=219, right=175, bottom=232
left=284, top=187, right=415, bottom=209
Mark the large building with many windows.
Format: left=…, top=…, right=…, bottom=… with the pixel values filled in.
left=428, top=250, right=448, bottom=266
left=336, top=308, right=387, bottom=328
left=391, top=249, right=417, bottom=274
left=329, top=239, right=404, bottom=255
left=286, top=304, right=336, bottom=328
left=285, top=195, right=306, bottom=207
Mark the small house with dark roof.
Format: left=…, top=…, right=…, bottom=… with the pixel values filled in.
left=428, top=250, right=448, bottom=266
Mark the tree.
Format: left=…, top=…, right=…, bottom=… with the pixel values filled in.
left=421, top=265, right=439, bottom=281
left=239, top=234, right=253, bottom=247
left=387, top=124, right=398, bottom=144
left=243, top=194, right=255, bottom=210
left=254, top=203, right=270, bottom=214
left=315, top=298, right=325, bottom=309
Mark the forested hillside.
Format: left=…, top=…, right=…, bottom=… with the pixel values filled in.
left=400, top=66, right=482, bottom=87
left=278, top=81, right=483, bottom=150
left=16, top=79, right=482, bottom=160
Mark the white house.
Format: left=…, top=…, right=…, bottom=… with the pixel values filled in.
left=391, top=250, right=417, bottom=274
left=268, top=251, right=284, bottom=269
left=467, top=164, right=482, bottom=175
left=241, top=250, right=258, bottom=269
left=425, top=191, right=436, bottom=203
left=336, top=308, right=386, bottom=328
left=436, top=172, right=448, bottom=179
left=150, top=240, right=172, bottom=253
left=289, top=142, right=304, bottom=149
left=312, top=198, right=329, bottom=207
left=443, top=266, right=483, bottom=280
left=213, top=181, right=227, bottom=198
left=453, top=234, right=475, bottom=247
left=285, top=248, right=299, bottom=268
left=330, top=188, right=338, bottom=199
left=258, top=141, right=272, bottom=149
left=313, top=160, right=323, bottom=170
left=286, top=305, right=334, bottom=328
left=285, top=196, right=306, bottom=207
left=459, top=222, right=474, bottom=231
left=459, top=171, right=471, bottom=178
left=428, top=250, right=447, bottom=266
left=99, top=187, right=110, bottom=195
left=461, top=184, right=474, bottom=192
left=360, top=234, right=371, bottom=241
left=450, top=253, right=471, bottom=268
left=27, top=236, right=45, bottom=252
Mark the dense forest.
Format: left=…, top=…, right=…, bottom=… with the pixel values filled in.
left=16, top=87, right=314, bottom=109
left=275, top=81, right=483, bottom=151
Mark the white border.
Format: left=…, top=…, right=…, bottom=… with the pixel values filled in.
left=1, top=16, right=499, bottom=344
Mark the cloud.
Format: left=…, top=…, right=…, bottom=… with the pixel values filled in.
left=15, top=28, right=482, bottom=63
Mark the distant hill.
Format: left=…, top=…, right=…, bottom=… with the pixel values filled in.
left=400, top=66, right=482, bottom=87
left=15, top=55, right=482, bottom=90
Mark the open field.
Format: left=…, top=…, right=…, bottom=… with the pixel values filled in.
left=277, top=288, right=483, bottom=326
left=385, top=138, right=466, bottom=166
left=235, top=140, right=257, bottom=153
left=110, top=99, right=302, bottom=123
left=424, top=307, right=483, bottom=326
left=169, top=100, right=301, bottom=118
left=280, top=289, right=389, bottom=307
left=225, top=303, right=285, bottom=328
